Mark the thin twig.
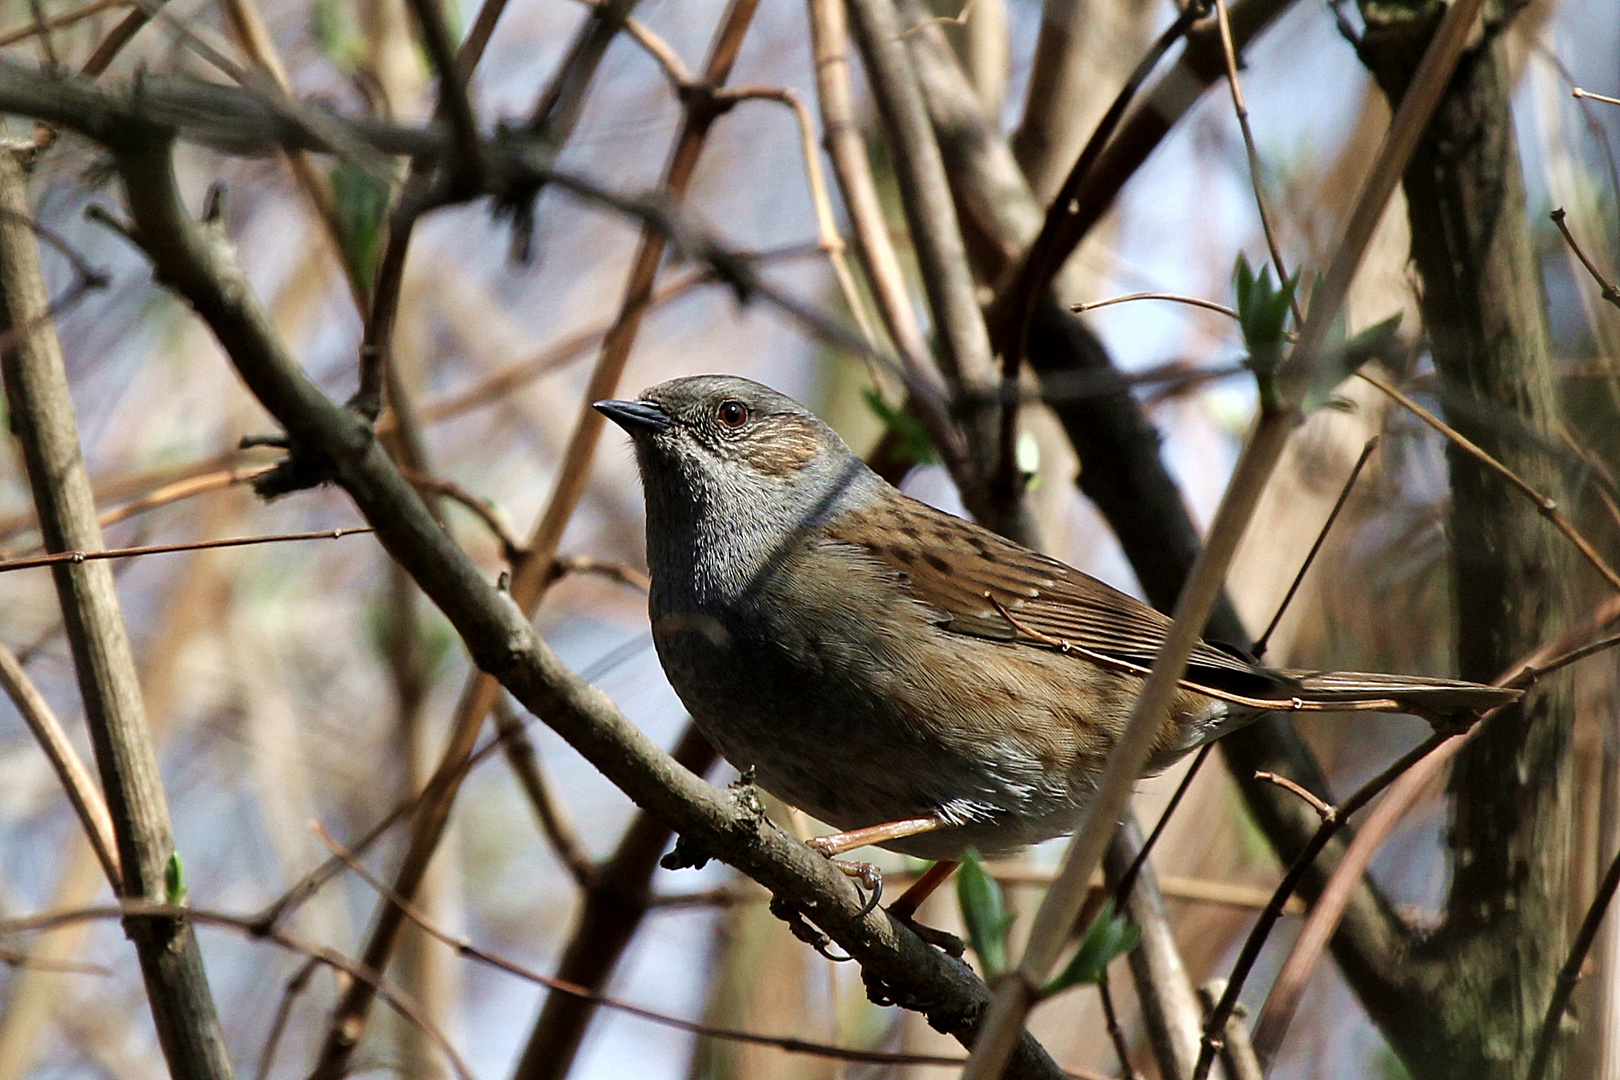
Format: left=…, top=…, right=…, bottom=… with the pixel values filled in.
left=1529, top=836, right=1620, bottom=1079
left=1214, top=0, right=1303, bottom=327
left=491, top=698, right=597, bottom=889
left=547, top=555, right=651, bottom=593
left=1356, top=366, right=1620, bottom=593
left=1551, top=207, right=1620, bottom=309
left=311, top=4, right=766, bottom=1072
left=0, top=902, right=474, bottom=1080
left=0, top=642, right=121, bottom=888
left=309, top=824, right=982, bottom=1071
left=0, top=0, right=124, bottom=49
left=1573, top=87, right=1620, bottom=107
left=401, top=470, right=525, bottom=560
left=0, top=527, right=374, bottom=575
left=720, top=85, right=879, bottom=348
left=1253, top=771, right=1335, bottom=822
left=1074, top=293, right=1241, bottom=320
left=1096, top=972, right=1141, bottom=1080
left=1253, top=437, right=1379, bottom=657
left=1114, top=744, right=1214, bottom=910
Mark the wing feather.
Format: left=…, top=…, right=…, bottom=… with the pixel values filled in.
left=822, top=495, right=1273, bottom=691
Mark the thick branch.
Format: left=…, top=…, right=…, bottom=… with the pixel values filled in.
left=111, top=135, right=1065, bottom=1080
left=0, top=148, right=234, bottom=1080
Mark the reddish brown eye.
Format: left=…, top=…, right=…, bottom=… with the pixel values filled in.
left=717, top=400, right=749, bottom=428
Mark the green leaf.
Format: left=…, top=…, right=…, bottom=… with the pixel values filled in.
left=956, top=849, right=1015, bottom=980
left=330, top=161, right=393, bottom=294
left=1041, top=901, right=1139, bottom=997
left=1232, top=254, right=1299, bottom=411
left=164, top=851, right=187, bottom=905
left=861, top=388, right=937, bottom=466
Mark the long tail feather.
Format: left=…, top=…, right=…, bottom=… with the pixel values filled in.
left=1282, top=670, right=1520, bottom=714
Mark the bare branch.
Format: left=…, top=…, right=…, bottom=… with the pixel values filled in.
left=0, top=642, right=121, bottom=888
left=0, top=147, right=234, bottom=1080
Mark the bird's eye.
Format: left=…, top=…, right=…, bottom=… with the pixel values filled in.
left=717, top=400, right=749, bottom=428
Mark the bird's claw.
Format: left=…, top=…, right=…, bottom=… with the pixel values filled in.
left=812, top=853, right=883, bottom=917
left=769, top=897, right=853, bottom=962
left=891, top=910, right=965, bottom=957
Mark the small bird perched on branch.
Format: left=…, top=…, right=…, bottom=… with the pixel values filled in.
left=598, top=375, right=1517, bottom=871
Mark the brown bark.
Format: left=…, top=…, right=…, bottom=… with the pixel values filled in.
left=1361, top=15, right=1575, bottom=1077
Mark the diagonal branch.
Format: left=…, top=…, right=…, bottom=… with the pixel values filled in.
left=108, top=129, right=1067, bottom=1080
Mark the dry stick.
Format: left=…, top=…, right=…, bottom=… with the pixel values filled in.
left=1247, top=595, right=1620, bottom=1067
left=0, top=0, right=124, bottom=48
left=0, top=464, right=274, bottom=558
left=1116, top=438, right=1377, bottom=907
left=1530, top=826, right=1620, bottom=1079
left=0, top=642, right=121, bottom=888
left=1253, top=436, right=1379, bottom=657
left=1105, top=813, right=1206, bottom=1079
left=308, top=823, right=983, bottom=1073
left=1354, top=366, right=1620, bottom=593
left=308, top=4, right=765, bottom=1073
left=491, top=698, right=597, bottom=889
left=806, top=0, right=942, bottom=397
left=1213, top=0, right=1303, bottom=328
left=1074, top=293, right=1242, bottom=320
left=511, top=723, right=717, bottom=1080
left=0, top=448, right=269, bottom=542
left=967, top=0, right=1495, bottom=1065
left=0, top=901, right=473, bottom=1080
left=992, top=0, right=1204, bottom=494
left=218, top=0, right=358, bottom=311
left=1573, top=87, right=1620, bottom=108
left=845, top=0, right=995, bottom=394
left=0, top=527, right=374, bottom=574
left=0, top=150, right=234, bottom=1080
left=720, top=84, right=880, bottom=349
left=1551, top=207, right=1620, bottom=309
left=845, top=0, right=1000, bottom=496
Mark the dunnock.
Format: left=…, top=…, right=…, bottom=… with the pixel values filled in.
left=597, top=375, right=1516, bottom=864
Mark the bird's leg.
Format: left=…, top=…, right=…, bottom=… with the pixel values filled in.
left=890, top=859, right=959, bottom=920
left=887, top=860, right=965, bottom=956
left=807, top=814, right=947, bottom=857
left=805, top=814, right=947, bottom=916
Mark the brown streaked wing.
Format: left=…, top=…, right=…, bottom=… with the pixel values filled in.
left=822, top=493, right=1268, bottom=684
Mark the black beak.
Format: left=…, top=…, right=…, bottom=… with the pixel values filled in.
left=594, top=399, right=671, bottom=435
